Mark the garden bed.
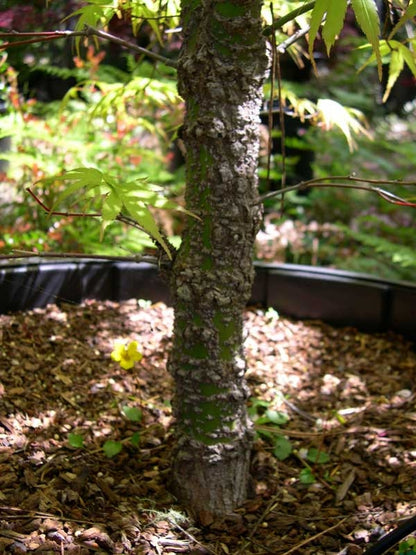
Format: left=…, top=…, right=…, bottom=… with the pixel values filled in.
left=0, top=287, right=415, bottom=553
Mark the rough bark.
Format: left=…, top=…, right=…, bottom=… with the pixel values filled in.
left=167, top=0, right=269, bottom=522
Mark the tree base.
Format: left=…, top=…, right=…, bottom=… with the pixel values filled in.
left=170, top=436, right=252, bottom=525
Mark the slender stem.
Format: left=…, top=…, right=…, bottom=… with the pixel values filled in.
left=26, top=187, right=102, bottom=218
left=85, top=26, right=177, bottom=68
left=0, top=34, right=69, bottom=49
left=0, top=31, right=83, bottom=37
left=0, top=27, right=177, bottom=68
left=0, top=251, right=158, bottom=265
left=276, top=25, right=310, bottom=54
left=279, top=517, right=348, bottom=555
left=259, top=175, right=416, bottom=207
left=263, top=1, right=315, bottom=36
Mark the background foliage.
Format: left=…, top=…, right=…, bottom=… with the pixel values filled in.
left=0, top=0, right=415, bottom=281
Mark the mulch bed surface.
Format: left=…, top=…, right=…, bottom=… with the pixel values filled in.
left=0, top=298, right=415, bottom=554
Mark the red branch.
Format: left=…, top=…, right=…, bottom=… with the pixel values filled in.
left=0, top=27, right=177, bottom=67
left=26, top=187, right=102, bottom=218
left=0, top=34, right=67, bottom=49
left=260, top=175, right=416, bottom=207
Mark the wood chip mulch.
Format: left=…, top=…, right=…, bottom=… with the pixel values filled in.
left=0, top=298, right=415, bottom=554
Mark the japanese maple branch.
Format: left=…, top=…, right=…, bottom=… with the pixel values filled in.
left=259, top=175, right=416, bottom=207
left=0, top=32, right=75, bottom=49
left=0, top=26, right=177, bottom=68
left=26, top=186, right=148, bottom=234
left=0, top=251, right=158, bottom=265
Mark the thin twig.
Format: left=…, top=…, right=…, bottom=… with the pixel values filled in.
left=278, top=517, right=348, bottom=555
left=0, top=34, right=70, bottom=49
left=276, top=25, right=311, bottom=54
left=85, top=26, right=177, bottom=68
left=0, top=251, right=158, bottom=265
left=235, top=493, right=281, bottom=554
left=26, top=187, right=101, bottom=218
left=258, top=175, right=416, bottom=206
left=168, top=520, right=216, bottom=555
left=0, top=27, right=177, bottom=68
left=0, top=31, right=84, bottom=37
left=0, top=506, right=102, bottom=525
left=263, top=1, right=316, bottom=36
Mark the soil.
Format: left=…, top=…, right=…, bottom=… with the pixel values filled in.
left=0, top=298, right=415, bottom=554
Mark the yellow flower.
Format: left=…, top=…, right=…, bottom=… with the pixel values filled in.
left=111, top=340, right=143, bottom=370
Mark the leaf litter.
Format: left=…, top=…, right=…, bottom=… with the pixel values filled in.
left=0, top=298, right=415, bottom=554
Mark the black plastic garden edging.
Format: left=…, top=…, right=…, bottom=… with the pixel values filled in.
left=0, top=258, right=415, bottom=341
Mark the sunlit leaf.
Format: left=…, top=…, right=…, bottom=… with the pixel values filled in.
left=316, top=98, right=371, bottom=151
left=308, top=0, right=329, bottom=71
left=265, top=409, right=289, bottom=425
left=68, top=433, right=84, bottom=448
left=37, top=166, right=177, bottom=258
left=322, top=0, right=348, bottom=56
left=351, top=0, right=382, bottom=78
left=383, top=48, right=405, bottom=102
left=102, top=440, right=123, bottom=458
left=121, top=193, right=173, bottom=259
left=400, top=42, right=416, bottom=77
left=47, top=167, right=108, bottom=209
left=299, top=468, right=316, bottom=484
left=360, top=39, right=416, bottom=103
left=101, top=190, right=123, bottom=238
left=89, top=76, right=180, bottom=122
left=306, top=448, right=330, bottom=464
left=68, top=1, right=113, bottom=55
left=273, top=436, right=292, bottom=461
left=122, top=406, right=142, bottom=422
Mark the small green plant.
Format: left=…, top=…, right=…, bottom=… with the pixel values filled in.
left=273, top=436, right=293, bottom=461
left=122, top=405, right=142, bottom=422
left=299, top=467, right=316, bottom=485
left=398, top=537, right=416, bottom=555
left=249, top=396, right=292, bottom=461
left=296, top=446, right=332, bottom=485
left=68, top=432, right=84, bottom=449
left=306, top=447, right=330, bottom=464
left=102, top=439, right=123, bottom=458
left=67, top=404, right=142, bottom=458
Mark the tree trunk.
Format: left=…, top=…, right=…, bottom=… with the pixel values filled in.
left=168, top=0, right=269, bottom=522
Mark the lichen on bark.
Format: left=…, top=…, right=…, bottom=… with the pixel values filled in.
left=168, top=0, right=269, bottom=521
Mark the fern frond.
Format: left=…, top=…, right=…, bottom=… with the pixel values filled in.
left=28, top=65, right=87, bottom=82
left=340, top=225, right=416, bottom=269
